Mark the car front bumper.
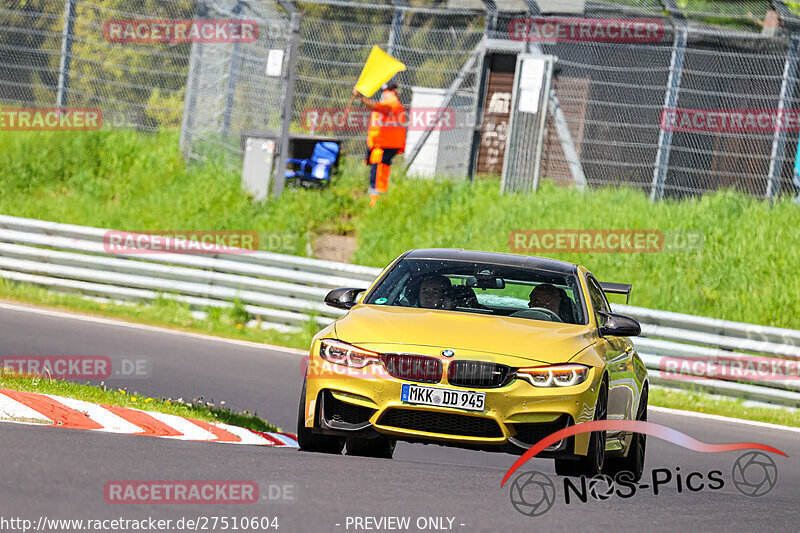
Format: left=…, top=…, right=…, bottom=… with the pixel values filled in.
left=302, top=347, right=603, bottom=456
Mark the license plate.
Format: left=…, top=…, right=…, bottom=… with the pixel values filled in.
left=401, top=384, right=485, bottom=412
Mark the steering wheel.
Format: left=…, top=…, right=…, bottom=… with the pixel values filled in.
left=517, top=307, right=563, bottom=323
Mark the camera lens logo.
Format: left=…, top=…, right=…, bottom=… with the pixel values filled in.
left=731, top=451, right=778, bottom=497
left=508, top=471, right=556, bottom=516
left=587, top=474, right=615, bottom=501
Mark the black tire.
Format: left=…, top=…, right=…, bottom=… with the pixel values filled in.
left=345, top=435, right=396, bottom=459
left=295, top=379, right=345, bottom=454
left=605, top=385, right=647, bottom=482
left=554, top=379, right=608, bottom=477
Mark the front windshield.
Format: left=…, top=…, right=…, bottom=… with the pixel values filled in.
left=365, top=258, right=586, bottom=325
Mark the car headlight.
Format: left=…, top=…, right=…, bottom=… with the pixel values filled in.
left=516, top=364, right=590, bottom=387
left=319, top=339, right=383, bottom=369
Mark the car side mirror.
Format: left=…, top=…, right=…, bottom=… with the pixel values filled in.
left=597, top=311, right=641, bottom=337
left=324, top=288, right=366, bottom=310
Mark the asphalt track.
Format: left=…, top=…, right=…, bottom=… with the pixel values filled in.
left=1, top=302, right=798, bottom=532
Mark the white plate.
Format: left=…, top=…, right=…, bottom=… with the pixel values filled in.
left=401, top=384, right=485, bottom=412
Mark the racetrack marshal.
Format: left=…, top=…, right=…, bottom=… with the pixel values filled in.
left=352, top=80, right=407, bottom=206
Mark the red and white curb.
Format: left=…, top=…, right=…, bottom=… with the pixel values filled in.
left=0, top=388, right=298, bottom=447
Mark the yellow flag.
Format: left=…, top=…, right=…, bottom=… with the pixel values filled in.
left=354, top=46, right=406, bottom=97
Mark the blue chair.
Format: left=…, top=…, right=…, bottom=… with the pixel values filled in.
left=285, top=141, right=340, bottom=187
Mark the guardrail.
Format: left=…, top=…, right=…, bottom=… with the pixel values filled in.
left=1, top=214, right=799, bottom=408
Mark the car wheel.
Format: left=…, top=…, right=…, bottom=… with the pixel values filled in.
left=295, top=379, right=345, bottom=454
left=554, top=379, right=607, bottom=477
left=345, top=435, right=396, bottom=459
left=605, top=385, right=647, bottom=482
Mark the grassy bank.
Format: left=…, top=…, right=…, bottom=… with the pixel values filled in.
left=1, top=129, right=799, bottom=328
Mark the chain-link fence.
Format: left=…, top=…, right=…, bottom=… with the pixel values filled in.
left=495, top=17, right=800, bottom=199
left=3, top=0, right=800, bottom=200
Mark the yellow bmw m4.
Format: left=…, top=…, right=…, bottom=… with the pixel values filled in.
left=297, top=249, right=649, bottom=479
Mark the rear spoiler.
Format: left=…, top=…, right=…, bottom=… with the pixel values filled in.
left=599, top=282, right=632, bottom=304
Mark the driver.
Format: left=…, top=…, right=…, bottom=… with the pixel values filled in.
left=418, top=275, right=454, bottom=310
left=528, top=283, right=566, bottom=317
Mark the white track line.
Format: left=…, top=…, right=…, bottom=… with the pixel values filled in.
left=270, top=433, right=300, bottom=447
left=144, top=411, right=218, bottom=441
left=0, top=391, right=52, bottom=424
left=212, top=422, right=276, bottom=445
left=43, top=394, right=142, bottom=434
left=650, top=406, right=800, bottom=434
left=0, top=300, right=306, bottom=355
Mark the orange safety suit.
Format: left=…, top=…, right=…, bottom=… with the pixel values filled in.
left=366, top=90, right=407, bottom=203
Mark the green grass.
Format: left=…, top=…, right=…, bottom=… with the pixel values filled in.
left=0, top=371, right=280, bottom=432
left=2, top=129, right=799, bottom=328
left=650, top=386, right=800, bottom=428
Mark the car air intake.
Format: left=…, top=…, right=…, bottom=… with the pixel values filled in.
left=447, top=361, right=512, bottom=388
left=322, top=391, right=376, bottom=426
left=382, top=354, right=442, bottom=383
left=511, top=414, right=571, bottom=445
left=378, top=408, right=503, bottom=438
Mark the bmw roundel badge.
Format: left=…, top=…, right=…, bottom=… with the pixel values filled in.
left=441, top=349, right=455, bottom=358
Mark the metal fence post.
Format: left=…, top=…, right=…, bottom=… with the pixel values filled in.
left=650, top=23, right=687, bottom=202
left=55, top=0, right=77, bottom=108
left=221, top=0, right=245, bottom=137
left=179, top=1, right=208, bottom=156
left=273, top=7, right=301, bottom=198
left=387, top=3, right=405, bottom=56
left=793, top=136, right=800, bottom=203
left=766, top=35, right=800, bottom=201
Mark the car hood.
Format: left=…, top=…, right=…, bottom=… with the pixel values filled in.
left=333, top=305, right=596, bottom=365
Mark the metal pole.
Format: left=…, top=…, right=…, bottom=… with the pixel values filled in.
left=179, top=1, right=208, bottom=155
left=531, top=60, right=554, bottom=192
left=466, top=2, right=497, bottom=180
left=221, top=0, right=244, bottom=136
left=387, top=4, right=404, bottom=56
left=649, top=24, right=687, bottom=202
left=56, top=0, right=77, bottom=108
left=793, top=132, right=800, bottom=204
left=766, top=35, right=800, bottom=201
left=273, top=9, right=301, bottom=198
